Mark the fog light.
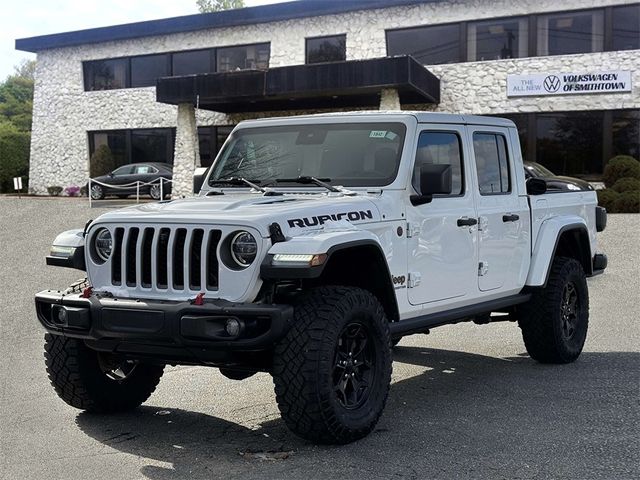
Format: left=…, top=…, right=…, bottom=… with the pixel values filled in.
left=57, top=306, right=68, bottom=325
left=225, top=318, right=244, bottom=338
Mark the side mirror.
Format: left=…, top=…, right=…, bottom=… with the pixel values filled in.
left=526, top=177, right=547, bottom=195
left=411, top=164, right=452, bottom=206
left=193, top=167, right=209, bottom=194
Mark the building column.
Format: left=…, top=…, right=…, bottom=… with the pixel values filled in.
left=379, top=88, right=401, bottom=111
left=172, top=103, right=200, bottom=198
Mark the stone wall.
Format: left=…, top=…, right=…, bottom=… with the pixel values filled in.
left=28, top=0, right=639, bottom=193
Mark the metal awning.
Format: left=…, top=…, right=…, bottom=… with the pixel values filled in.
left=156, top=56, right=440, bottom=113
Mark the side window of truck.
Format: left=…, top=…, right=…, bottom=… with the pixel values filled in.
left=473, top=133, right=511, bottom=195
left=412, top=131, right=464, bottom=196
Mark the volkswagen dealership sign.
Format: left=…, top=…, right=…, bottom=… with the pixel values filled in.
left=507, top=71, right=632, bottom=97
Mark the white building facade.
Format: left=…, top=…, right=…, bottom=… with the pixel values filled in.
left=16, top=0, right=640, bottom=195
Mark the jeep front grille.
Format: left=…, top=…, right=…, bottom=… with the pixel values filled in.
left=110, top=226, right=221, bottom=291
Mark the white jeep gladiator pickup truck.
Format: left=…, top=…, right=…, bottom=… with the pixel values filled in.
left=36, top=112, right=607, bottom=444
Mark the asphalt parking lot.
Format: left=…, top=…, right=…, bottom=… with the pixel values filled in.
left=0, top=196, right=638, bottom=480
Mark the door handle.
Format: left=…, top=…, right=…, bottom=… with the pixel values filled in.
left=502, top=214, right=520, bottom=222
left=457, top=217, right=478, bottom=227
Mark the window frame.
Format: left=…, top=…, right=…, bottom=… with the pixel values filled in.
left=412, top=129, right=466, bottom=198
left=215, top=42, right=271, bottom=72
left=384, top=4, right=638, bottom=66
left=472, top=131, right=513, bottom=196
left=305, top=33, right=347, bottom=64
left=385, top=21, right=463, bottom=65
left=611, top=3, right=640, bottom=51
left=83, top=57, right=130, bottom=91
left=467, top=15, right=529, bottom=61
left=536, top=7, right=605, bottom=57
left=130, top=53, right=171, bottom=88
left=171, top=48, right=216, bottom=76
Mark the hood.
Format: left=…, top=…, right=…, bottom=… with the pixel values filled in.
left=546, top=176, right=594, bottom=191
left=92, top=192, right=383, bottom=237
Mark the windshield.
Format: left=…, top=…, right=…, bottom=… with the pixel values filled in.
left=525, top=162, right=555, bottom=178
left=209, top=122, right=406, bottom=188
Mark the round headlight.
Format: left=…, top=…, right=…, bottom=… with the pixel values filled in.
left=94, top=228, right=113, bottom=262
left=230, top=231, right=257, bottom=267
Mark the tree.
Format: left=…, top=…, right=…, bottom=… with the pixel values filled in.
left=0, top=59, right=35, bottom=192
left=0, top=60, right=35, bottom=132
left=196, top=0, right=245, bottom=13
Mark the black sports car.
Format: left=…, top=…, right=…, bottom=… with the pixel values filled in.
left=89, top=162, right=173, bottom=200
left=524, top=162, right=594, bottom=192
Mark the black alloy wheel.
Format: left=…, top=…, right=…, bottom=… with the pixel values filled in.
left=560, top=282, right=579, bottom=340
left=333, top=322, right=376, bottom=409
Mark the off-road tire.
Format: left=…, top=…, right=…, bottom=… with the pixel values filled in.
left=44, top=334, right=164, bottom=412
left=272, top=286, right=392, bottom=444
left=518, top=256, right=589, bottom=364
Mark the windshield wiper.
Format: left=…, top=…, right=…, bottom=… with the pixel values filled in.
left=210, top=177, right=282, bottom=196
left=275, top=176, right=341, bottom=193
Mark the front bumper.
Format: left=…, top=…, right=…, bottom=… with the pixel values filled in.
left=35, top=290, right=293, bottom=368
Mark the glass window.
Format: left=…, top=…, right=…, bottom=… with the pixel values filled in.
left=198, top=126, right=234, bottom=168
left=172, top=49, right=213, bottom=76
left=468, top=17, right=528, bottom=61
left=134, top=165, right=158, bottom=174
left=306, top=35, right=346, bottom=64
left=216, top=43, right=270, bottom=72
left=612, top=109, right=640, bottom=159
left=413, top=132, right=463, bottom=195
left=112, top=165, right=135, bottom=176
left=83, top=59, right=128, bottom=91
left=612, top=5, right=640, bottom=51
left=210, top=123, right=406, bottom=187
left=386, top=24, right=461, bottom=65
left=198, top=127, right=215, bottom=168
left=131, top=54, right=169, bottom=88
left=536, top=112, right=604, bottom=177
left=131, top=129, right=174, bottom=164
left=89, top=129, right=175, bottom=178
left=89, top=131, right=127, bottom=177
left=473, top=133, right=511, bottom=195
left=537, top=10, right=604, bottom=56
left=216, top=126, right=233, bottom=151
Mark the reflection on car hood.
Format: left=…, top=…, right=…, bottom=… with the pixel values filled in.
left=544, top=176, right=594, bottom=191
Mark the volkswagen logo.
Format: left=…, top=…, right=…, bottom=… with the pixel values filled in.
left=543, top=75, right=561, bottom=93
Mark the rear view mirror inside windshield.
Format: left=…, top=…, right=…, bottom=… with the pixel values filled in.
left=296, top=128, right=328, bottom=145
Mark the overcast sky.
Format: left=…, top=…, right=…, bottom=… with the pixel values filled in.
left=2, top=0, right=287, bottom=79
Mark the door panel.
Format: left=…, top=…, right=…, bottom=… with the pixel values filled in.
left=406, top=126, right=478, bottom=305
left=469, top=128, right=528, bottom=292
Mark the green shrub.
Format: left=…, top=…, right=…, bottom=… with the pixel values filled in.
left=613, top=191, right=640, bottom=213
left=596, top=189, right=619, bottom=212
left=611, top=177, right=640, bottom=193
left=89, top=144, right=116, bottom=178
left=47, top=186, right=63, bottom=196
left=0, top=127, right=30, bottom=193
left=603, top=155, right=640, bottom=188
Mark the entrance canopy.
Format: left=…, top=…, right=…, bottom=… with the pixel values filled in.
left=156, top=56, right=440, bottom=113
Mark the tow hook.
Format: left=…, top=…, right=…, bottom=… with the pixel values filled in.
left=192, top=292, right=205, bottom=305
left=81, top=287, right=93, bottom=298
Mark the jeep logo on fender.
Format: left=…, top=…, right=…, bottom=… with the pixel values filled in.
left=392, top=275, right=406, bottom=286
left=287, top=210, right=373, bottom=228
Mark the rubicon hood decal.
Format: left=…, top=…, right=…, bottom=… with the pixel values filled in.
left=288, top=210, right=374, bottom=228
